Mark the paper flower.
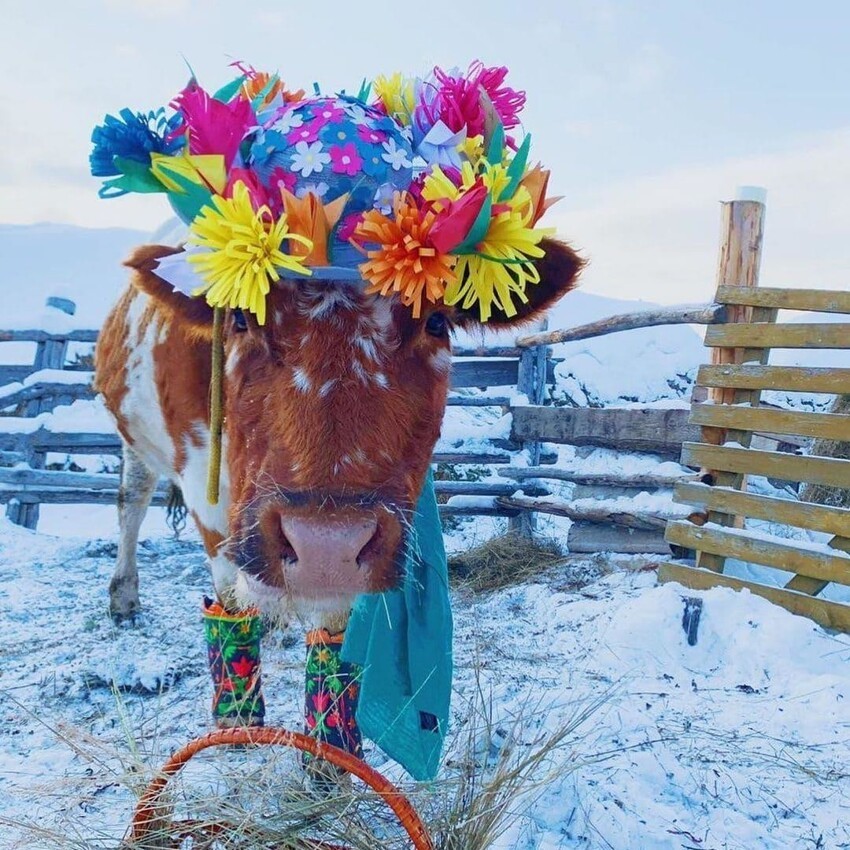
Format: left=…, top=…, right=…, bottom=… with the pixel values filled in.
left=280, top=189, right=348, bottom=266
left=290, top=140, right=331, bottom=177
left=354, top=193, right=456, bottom=318
left=187, top=181, right=313, bottom=325
left=373, top=72, right=416, bottom=124
left=90, top=108, right=183, bottom=177
left=444, top=187, right=552, bottom=322
left=170, top=81, right=255, bottom=169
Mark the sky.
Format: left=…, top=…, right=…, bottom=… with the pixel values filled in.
left=2, top=0, right=848, bottom=305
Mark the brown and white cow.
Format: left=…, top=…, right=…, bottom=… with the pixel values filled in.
left=95, top=239, right=582, bottom=629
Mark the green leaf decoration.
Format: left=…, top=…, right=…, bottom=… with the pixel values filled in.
left=107, top=157, right=169, bottom=194
left=356, top=79, right=372, bottom=102
left=213, top=74, right=246, bottom=103
left=250, top=74, right=279, bottom=110
left=486, top=122, right=506, bottom=166
left=452, top=193, right=493, bottom=254
left=499, top=133, right=532, bottom=202
left=156, top=165, right=215, bottom=222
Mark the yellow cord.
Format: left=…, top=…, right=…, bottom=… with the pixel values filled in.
left=207, top=307, right=224, bottom=505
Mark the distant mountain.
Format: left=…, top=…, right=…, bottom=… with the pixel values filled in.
left=0, top=223, right=148, bottom=328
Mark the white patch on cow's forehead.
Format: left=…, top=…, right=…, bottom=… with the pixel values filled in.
left=119, top=295, right=174, bottom=475
left=319, top=378, right=336, bottom=397
left=431, top=348, right=452, bottom=374
left=225, top=345, right=241, bottom=376
left=292, top=367, right=312, bottom=393
left=179, top=426, right=230, bottom=537
left=373, top=371, right=389, bottom=389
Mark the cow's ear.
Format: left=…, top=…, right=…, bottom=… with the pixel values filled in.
left=124, top=245, right=214, bottom=331
left=453, top=238, right=584, bottom=330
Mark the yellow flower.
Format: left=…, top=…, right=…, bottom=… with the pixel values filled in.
left=373, top=73, right=416, bottom=125
left=445, top=187, right=554, bottom=322
left=187, top=182, right=313, bottom=325
left=458, top=134, right=484, bottom=167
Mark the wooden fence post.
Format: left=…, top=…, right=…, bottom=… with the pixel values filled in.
left=699, top=189, right=768, bottom=570
left=7, top=296, right=76, bottom=529
left=510, top=320, right=550, bottom=536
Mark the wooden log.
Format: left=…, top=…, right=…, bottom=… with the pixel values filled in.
left=705, top=323, right=850, bottom=350
left=567, top=521, right=670, bottom=555
left=0, top=366, right=36, bottom=385
left=681, top=442, right=850, bottom=489
left=673, top=482, right=850, bottom=538
left=658, top=562, right=850, bottom=633
left=690, top=403, right=850, bottom=442
left=715, top=286, right=850, bottom=314
left=439, top=503, right=519, bottom=518
left=450, top=359, right=519, bottom=389
left=446, top=396, right=511, bottom=407
left=497, top=494, right=669, bottom=529
left=0, top=450, right=26, bottom=465
left=696, top=364, right=850, bottom=395
left=451, top=345, right=522, bottom=358
left=0, top=382, right=94, bottom=410
left=433, top=480, right=548, bottom=497
left=499, top=465, right=701, bottom=488
left=0, top=329, right=98, bottom=343
left=0, top=486, right=169, bottom=506
left=516, top=303, right=725, bottom=348
left=665, top=521, right=850, bottom=585
left=0, top=467, right=125, bottom=491
left=511, top=406, right=699, bottom=455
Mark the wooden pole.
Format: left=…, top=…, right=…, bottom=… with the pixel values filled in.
left=699, top=191, right=769, bottom=568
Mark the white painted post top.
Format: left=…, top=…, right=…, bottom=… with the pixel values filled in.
left=735, top=185, right=767, bottom=203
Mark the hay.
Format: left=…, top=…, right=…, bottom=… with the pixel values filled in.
left=800, top=394, right=850, bottom=510
left=448, top=532, right=568, bottom=593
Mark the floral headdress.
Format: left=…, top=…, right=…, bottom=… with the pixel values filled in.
left=90, top=61, right=561, bottom=324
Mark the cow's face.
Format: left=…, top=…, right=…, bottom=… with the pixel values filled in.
left=128, top=240, right=582, bottom=616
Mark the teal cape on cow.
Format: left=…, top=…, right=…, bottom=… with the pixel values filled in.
left=342, top=469, right=452, bottom=781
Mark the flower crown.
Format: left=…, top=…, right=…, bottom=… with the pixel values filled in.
left=90, top=61, right=561, bottom=324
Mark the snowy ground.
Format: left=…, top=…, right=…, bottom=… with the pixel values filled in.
left=2, top=515, right=849, bottom=849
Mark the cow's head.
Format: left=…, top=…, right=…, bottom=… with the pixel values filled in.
left=127, top=241, right=582, bottom=616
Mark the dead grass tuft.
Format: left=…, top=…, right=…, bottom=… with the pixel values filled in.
left=448, top=532, right=568, bottom=593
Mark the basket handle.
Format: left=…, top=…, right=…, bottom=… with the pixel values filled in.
left=129, top=726, right=432, bottom=849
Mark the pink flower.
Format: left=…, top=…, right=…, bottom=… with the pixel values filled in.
left=338, top=212, right=364, bottom=242
left=356, top=124, right=388, bottom=145
left=429, top=182, right=489, bottom=253
left=313, top=103, right=345, bottom=124
left=267, top=167, right=297, bottom=215
left=286, top=123, right=320, bottom=145
left=329, top=142, right=363, bottom=176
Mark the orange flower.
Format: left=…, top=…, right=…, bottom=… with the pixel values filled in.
left=243, top=72, right=305, bottom=108
left=355, top=193, right=456, bottom=318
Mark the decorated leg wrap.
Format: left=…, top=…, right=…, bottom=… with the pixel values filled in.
left=304, top=629, right=363, bottom=760
left=202, top=597, right=265, bottom=727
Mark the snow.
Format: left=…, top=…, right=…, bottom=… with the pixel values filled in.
left=2, top=222, right=850, bottom=847
left=2, top=521, right=849, bottom=848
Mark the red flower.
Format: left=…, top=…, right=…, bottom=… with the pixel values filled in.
left=429, top=182, right=489, bottom=253
left=230, top=655, right=256, bottom=679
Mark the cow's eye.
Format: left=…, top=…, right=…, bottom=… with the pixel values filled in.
left=232, top=309, right=248, bottom=332
left=425, top=312, right=448, bottom=338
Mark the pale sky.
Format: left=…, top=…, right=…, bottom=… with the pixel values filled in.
left=2, top=0, right=848, bottom=305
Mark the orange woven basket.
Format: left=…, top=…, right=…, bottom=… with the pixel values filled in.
left=128, top=726, right=433, bottom=850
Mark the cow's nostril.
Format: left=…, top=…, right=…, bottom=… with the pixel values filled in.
left=280, top=527, right=297, bottom=563
left=356, top=523, right=381, bottom=568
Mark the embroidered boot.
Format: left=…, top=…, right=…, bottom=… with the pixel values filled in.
left=304, top=629, right=363, bottom=762
left=202, top=597, right=265, bottom=728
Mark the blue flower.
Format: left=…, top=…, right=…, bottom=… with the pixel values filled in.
left=89, top=108, right=183, bottom=177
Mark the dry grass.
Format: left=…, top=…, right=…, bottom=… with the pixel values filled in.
left=448, top=532, right=569, bottom=593
left=3, top=677, right=609, bottom=850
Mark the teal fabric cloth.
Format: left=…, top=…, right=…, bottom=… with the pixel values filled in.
left=341, top=470, right=452, bottom=781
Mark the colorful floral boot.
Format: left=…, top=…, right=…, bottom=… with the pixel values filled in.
left=304, top=629, right=363, bottom=762
left=202, top=597, right=265, bottom=728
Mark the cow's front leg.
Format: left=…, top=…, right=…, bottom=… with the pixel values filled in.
left=202, top=551, right=266, bottom=728
left=109, top=440, right=158, bottom=623
left=304, top=611, right=363, bottom=768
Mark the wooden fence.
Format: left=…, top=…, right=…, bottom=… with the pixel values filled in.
left=0, top=303, right=700, bottom=544
left=658, top=197, right=850, bottom=633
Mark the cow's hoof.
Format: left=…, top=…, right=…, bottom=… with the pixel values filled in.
left=109, top=576, right=140, bottom=625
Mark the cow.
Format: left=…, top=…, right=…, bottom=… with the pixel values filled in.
left=95, top=239, right=582, bottom=634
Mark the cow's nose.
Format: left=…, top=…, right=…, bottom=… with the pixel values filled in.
left=279, top=514, right=378, bottom=598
